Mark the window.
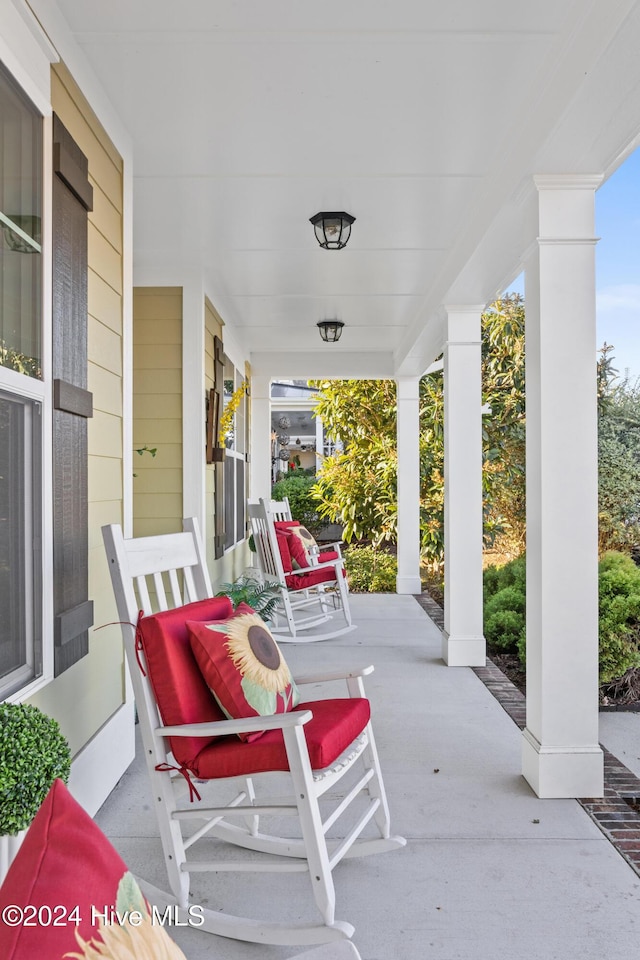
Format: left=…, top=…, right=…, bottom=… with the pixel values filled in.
left=0, top=63, right=44, bottom=699
left=0, top=63, right=42, bottom=379
left=222, top=358, right=247, bottom=551
left=0, top=390, right=42, bottom=696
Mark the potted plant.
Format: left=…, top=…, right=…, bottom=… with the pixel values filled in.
left=0, top=702, right=71, bottom=882
left=215, top=575, right=283, bottom=624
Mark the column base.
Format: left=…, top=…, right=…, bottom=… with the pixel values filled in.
left=522, top=727, right=604, bottom=798
left=441, top=631, right=486, bottom=666
left=396, top=575, right=422, bottom=595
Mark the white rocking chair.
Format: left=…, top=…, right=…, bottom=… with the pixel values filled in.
left=256, top=496, right=346, bottom=562
left=102, top=518, right=404, bottom=946
left=249, top=499, right=353, bottom=643
left=265, top=495, right=293, bottom=522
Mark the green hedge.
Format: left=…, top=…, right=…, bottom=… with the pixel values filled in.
left=343, top=545, right=397, bottom=593
left=271, top=474, right=321, bottom=536
left=483, top=551, right=640, bottom=684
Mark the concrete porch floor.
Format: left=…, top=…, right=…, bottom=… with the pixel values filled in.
left=95, top=594, right=640, bottom=960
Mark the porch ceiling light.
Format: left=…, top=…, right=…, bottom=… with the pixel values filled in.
left=309, top=212, right=355, bottom=250
left=317, top=320, right=345, bottom=343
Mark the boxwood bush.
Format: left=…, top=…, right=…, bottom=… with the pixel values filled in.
left=0, top=703, right=71, bottom=835
left=271, top=474, right=322, bottom=536
left=483, top=550, right=640, bottom=684
left=343, top=545, right=397, bottom=593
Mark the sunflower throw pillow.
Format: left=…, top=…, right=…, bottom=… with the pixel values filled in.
left=274, top=521, right=319, bottom=569
left=187, top=612, right=300, bottom=742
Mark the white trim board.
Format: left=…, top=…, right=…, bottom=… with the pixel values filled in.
left=67, top=698, right=136, bottom=817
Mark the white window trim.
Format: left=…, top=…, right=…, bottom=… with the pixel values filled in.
left=1, top=105, right=53, bottom=703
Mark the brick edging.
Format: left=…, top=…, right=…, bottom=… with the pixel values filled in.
left=415, top=591, right=640, bottom=878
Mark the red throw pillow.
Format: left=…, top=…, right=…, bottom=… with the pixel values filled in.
left=0, top=779, right=187, bottom=960
left=276, top=528, right=293, bottom=573
left=188, top=611, right=300, bottom=743
left=274, top=521, right=318, bottom=569
left=136, top=596, right=234, bottom=769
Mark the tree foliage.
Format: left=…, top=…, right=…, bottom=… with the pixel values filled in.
left=479, top=295, right=526, bottom=555
left=310, top=294, right=526, bottom=565
left=597, top=344, right=640, bottom=552
left=310, top=380, right=398, bottom=545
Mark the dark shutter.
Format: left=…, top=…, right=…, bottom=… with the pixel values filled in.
left=52, top=114, right=94, bottom=676
left=213, top=335, right=225, bottom=558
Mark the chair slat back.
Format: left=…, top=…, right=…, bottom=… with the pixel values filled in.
left=102, top=519, right=212, bottom=624
left=268, top=497, right=292, bottom=523
left=248, top=500, right=287, bottom=583
left=102, top=518, right=214, bottom=762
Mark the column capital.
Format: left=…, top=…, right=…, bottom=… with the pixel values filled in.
left=534, top=173, right=601, bottom=239
left=444, top=303, right=486, bottom=315
left=395, top=376, right=420, bottom=400
left=534, top=174, right=603, bottom=192
left=249, top=374, right=271, bottom=400
left=444, top=305, right=483, bottom=345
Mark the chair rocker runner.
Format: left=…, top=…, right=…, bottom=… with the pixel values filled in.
left=102, top=518, right=405, bottom=946
left=249, top=498, right=353, bottom=642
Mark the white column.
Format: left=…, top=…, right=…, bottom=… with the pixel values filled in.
left=249, top=375, right=272, bottom=503
left=442, top=306, right=486, bottom=666
left=396, top=377, right=422, bottom=594
left=522, top=175, right=603, bottom=798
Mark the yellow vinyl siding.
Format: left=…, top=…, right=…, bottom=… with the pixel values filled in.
left=133, top=288, right=183, bottom=536
left=28, top=62, right=125, bottom=758
left=89, top=271, right=122, bottom=334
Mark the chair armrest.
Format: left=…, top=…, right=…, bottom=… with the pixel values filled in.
left=293, top=665, right=374, bottom=685
left=158, top=710, right=313, bottom=739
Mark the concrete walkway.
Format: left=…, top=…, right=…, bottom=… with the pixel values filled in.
left=96, top=594, right=640, bottom=960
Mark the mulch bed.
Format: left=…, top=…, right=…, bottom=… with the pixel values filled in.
left=420, top=584, right=640, bottom=712
left=488, top=648, right=640, bottom=711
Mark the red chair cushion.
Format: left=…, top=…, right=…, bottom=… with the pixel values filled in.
left=0, top=779, right=187, bottom=960
left=190, top=696, right=371, bottom=779
left=319, top=550, right=339, bottom=562
left=286, top=565, right=339, bottom=592
left=188, top=611, right=300, bottom=743
left=136, top=596, right=234, bottom=769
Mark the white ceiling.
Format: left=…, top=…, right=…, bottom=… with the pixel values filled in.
left=40, top=0, right=640, bottom=376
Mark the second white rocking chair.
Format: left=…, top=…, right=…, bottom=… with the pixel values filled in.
left=249, top=498, right=354, bottom=642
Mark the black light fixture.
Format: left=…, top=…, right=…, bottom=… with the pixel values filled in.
left=317, top=320, right=345, bottom=343
left=309, top=212, right=355, bottom=250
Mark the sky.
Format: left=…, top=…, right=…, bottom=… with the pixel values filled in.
left=595, top=147, right=640, bottom=382
left=506, top=148, right=640, bottom=382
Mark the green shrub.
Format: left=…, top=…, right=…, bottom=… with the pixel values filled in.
left=271, top=474, right=322, bottom=536
left=482, top=564, right=502, bottom=599
left=598, top=551, right=640, bottom=683
left=343, top=545, right=397, bottom=593
left=483, top=558, right=526, bottom=654
left=0, top=703, right=71, bottom=835
left=484, top=584, right=525, bottom=619
left=483, top=550, right=640, bottom=684
left=484, top=554, right=526, bottom=597
left=484, top=608, right=525, bottom=652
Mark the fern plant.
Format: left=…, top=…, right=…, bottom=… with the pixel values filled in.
left=215, top=575, right=283, bottom=623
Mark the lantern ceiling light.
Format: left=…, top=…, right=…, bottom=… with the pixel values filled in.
left=309, top=211, right=355, bottom=250
left=317, top=320, right=345, bottom=343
